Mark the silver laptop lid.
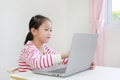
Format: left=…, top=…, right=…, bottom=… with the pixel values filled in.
left=65, top=33, right=98, bottom=76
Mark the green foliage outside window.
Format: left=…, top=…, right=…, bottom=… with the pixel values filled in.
left=112, top=11, right=120, bottom=21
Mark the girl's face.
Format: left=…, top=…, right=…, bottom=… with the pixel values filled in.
left=32, top=20, right=52, bottom=44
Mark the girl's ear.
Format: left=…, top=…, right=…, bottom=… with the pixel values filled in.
left=31, top=28, right=37, bottom=36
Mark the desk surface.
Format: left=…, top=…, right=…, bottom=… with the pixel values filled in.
left=10, top=66, right=120, bottom=80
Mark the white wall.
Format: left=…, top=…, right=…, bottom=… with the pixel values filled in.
left=0, top=0, right=89, bottom=79
left=49, top=0, right=89, bottom=53
left=104, top=24, right=120, bottom=68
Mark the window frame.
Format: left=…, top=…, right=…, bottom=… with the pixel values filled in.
left=106, top=0, right=120, bottom=25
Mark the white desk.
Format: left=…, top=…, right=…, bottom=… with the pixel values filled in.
left=10, top=66, right=120, bottom=80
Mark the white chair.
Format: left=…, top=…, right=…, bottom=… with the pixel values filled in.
left=7, top=67, right=27, bottom=80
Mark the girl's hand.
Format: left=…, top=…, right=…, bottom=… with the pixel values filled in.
left=90, top=61, right=96, bottom=70
left=61, top=53, right=69, bottom=59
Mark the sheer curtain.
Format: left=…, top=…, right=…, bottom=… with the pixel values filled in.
left=89, top=0, right=105, bottom=65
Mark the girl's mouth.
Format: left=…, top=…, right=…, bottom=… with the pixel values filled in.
left=47, top=37, right=51, bottom=39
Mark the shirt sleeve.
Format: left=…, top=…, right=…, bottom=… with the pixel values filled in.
left=62, top=58, right=68, bottom=64
left=24, top=46, right=62, bottom=70
left=43, top=45, right=63, bottom=64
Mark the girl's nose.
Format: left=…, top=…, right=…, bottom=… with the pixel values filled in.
left=48, top=31, right=52, bottom=35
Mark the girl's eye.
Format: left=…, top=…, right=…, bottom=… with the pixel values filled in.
left=50, top=29, right=52, bottom=32
left=45, top=29, right=48, bottom=31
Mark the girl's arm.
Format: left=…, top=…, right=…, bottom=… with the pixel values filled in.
left=24, top=47, right=69, bottom=70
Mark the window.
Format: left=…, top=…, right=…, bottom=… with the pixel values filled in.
left=107, top=0, right=120, bottom=24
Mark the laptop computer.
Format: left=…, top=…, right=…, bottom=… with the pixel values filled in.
left=32, top=33, right=98, bottom=77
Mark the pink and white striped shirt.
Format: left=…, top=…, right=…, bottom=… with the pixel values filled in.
left=18, top=41, right=68, bottom=72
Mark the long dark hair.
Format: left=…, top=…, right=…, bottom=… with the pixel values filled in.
left=24, top=15, right=51, bottom=45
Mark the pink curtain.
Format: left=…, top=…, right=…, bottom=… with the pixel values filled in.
left=89, top=0, right=104, bottom=66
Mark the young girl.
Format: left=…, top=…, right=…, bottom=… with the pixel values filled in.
left=18, top=15, right=69, bottom=72
left=18, top=15, right=95, bottom=72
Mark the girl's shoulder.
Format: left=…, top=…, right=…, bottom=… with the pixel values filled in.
left=25, top=41, right=33, bottom=46
left=22, top=41, right=35, bottom=50
left=21, top=41, right=40, bottom=54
